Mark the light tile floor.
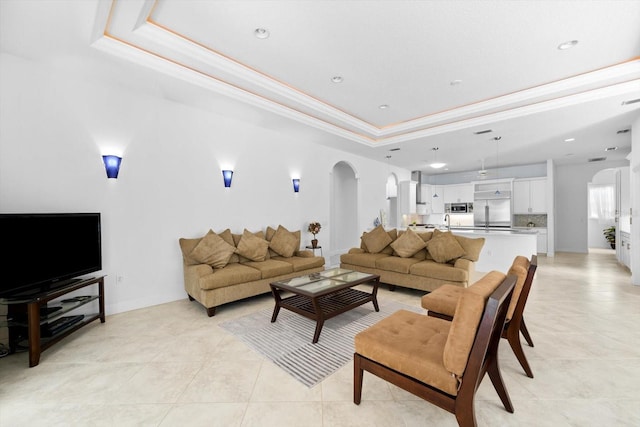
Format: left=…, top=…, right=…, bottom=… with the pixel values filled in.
left=1, top=250, right=639, bottom=426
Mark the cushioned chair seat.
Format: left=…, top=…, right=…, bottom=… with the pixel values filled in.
left=421, top=284, right=461, bottom=316
left=272, top=255, right=325, bottom=272
left=410, top=260, right=469, bottom=282
left=241, top=259, right=293, bottom=279
left=355, top=309, right=458, bottom=396
left=199, top=263, right=262, bottom=290
left=340, top=252, right=390, bottom=268
left=375, top=256, right=421, bottom=274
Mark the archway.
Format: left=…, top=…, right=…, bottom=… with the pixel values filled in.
left=330, top=161, right=359, bottom=266
left=587, top=168, right=616, bottom=251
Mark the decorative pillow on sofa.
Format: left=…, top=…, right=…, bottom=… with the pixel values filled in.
left=391, top=228, right=426, bottom=258
left=235, top=229, right=270, bottom=262
left=361, top=225, right=394, bottom=253
left=361, top=228, right=397, bottom=254
left=189, top=229, right=236, bottom=268
left=266, top=226, right=301, bottom=257
left=269, top=225, right=299, bottom=257
left=218, top=228, right=239, bottom=263
left=426, top=230, right=466, bottom=263
left=454, top=234, right=485, bottom=262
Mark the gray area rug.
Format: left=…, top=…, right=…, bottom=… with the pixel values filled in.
left=219, top=300, right=421, bottom=388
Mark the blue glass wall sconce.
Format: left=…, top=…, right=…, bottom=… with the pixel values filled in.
left=292, top=178, right=300, bottom=193
left=102, top=155, right=122, bottom=179
left=222, top=170, right=234, bottom=188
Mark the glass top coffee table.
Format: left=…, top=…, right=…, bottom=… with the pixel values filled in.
left=270, top=268, right=380, bottom=343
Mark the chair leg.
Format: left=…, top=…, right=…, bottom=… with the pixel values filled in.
left=454, top=394, right=478, bottom=427
left=520, top=318, right=534, bottom=347
left=354, top=353, right=364, bottom=405
left=487, top=355, right=514, bottom=413
left=507, top=325, right=534, bottom=378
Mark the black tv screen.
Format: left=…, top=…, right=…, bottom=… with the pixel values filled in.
left=0, top=213, right=102, bottom=297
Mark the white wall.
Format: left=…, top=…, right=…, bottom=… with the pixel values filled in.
left=555, top=160, right=629, bottom=253
left=0, top=53, right=409, bottom=314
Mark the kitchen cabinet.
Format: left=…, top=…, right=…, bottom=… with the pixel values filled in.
left=398, top=181, right=417, bottom=214
left=536, top=228, right=548, bottom=254
left=514, top=178, right=547, bottom=214
left=443, top=183, right=474, bottom=204
left=619, top=231, right=631, bottom=269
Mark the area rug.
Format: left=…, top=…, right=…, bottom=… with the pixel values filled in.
left=219, top=300, right=421, bottom=388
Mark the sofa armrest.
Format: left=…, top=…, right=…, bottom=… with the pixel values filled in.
left=454, top=258, right=474, bottom=273
left=297, top=250, right=314, bottom=258
left=348, top=248, right=365, bottom=254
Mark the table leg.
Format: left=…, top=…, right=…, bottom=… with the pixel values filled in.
left=371, top=277, right=380, bottom=312
left=270, top=285, right=282, bottom=323
left=311, top=296, right=324, bottom=344
left=27, top=302, right=41, bottom=367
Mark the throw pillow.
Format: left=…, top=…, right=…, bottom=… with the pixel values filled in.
left=454, top=235, right=485, bottom=262
left=218, top=228, right=239, bottom=263
left=235, top=229, right=270, bottom=262
left=189, top=229, right=236, bottom=268
left=361, top=228, right=397, bottom=254
left=178, top=237, right=203, bottom=265
left=426, top=231, right=466, bottom=263
left=391, top=228, right=426, bottom=258
left=361, top=225, right=393, bottom=253
left=269, top=225, right=299, bottom=257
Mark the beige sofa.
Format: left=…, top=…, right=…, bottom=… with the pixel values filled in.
left=340, top=226, right=484, bottom=293
left=179, top=225, right=325, bottom=316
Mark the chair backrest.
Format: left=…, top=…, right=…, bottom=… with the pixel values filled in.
left=506, top=254, right=538, bottom=323
left=442, top=270, right=508, bottom=379
left=457, top=274, right=517, bottom=395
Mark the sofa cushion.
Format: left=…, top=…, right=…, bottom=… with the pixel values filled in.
left=189, top=229, right=236, bottom=269
left=273, top=255, right=325, bottom=272
left=361, top=225, right=393, bottom=253
left=340, top=252, right=390, bottom=268
left=375, top=256, right=421, bottom=274
left=409, top=260, right=469, bottom=283
left=426, top=231, right=466, bottom=263
left=235, top=229, right=270, bottom=262
left=391, top=228, right=427, bottom=258
left=269, top=225, right=299, bottom=257
left=179, top=237, right=203, bottom=266
left=219, top=228, right=240, bottom=263
left=454, top=234, right=485, bottom=262
left=355, top=309, right=458, bottom=396
left=443, top=271, right=506, bottom=378
left=198, top=263, right=262, bottom=290
left=241, top=259, right=294, bottom=279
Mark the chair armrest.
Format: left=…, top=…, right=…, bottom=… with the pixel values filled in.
left=348, top=248, right=365, bottom=254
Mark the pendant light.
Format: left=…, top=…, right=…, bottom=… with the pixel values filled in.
left=431, top=147, right=439, bottom=198
left=494, top=137, right=501, bottom=195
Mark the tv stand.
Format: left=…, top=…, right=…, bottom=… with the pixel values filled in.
left=1, top=276, right=105, bottom=367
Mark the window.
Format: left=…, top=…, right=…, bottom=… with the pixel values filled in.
left=588, top=184, right=615, bottom=220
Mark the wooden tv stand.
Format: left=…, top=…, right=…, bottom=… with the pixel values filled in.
left=1, top=276, right=106, bottom=367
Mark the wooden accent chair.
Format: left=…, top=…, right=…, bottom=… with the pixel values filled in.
left=422, top=255, right=538, bottom=378
left=354, top=272, right=517, bottom=427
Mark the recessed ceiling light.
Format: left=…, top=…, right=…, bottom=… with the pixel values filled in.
left=450, top=80, right=462, bottom=86
left=564, top=138, right=575, bottom=142
left=378, top=104, right=390, bottom=109
left=254, top=28, right=270, bottom=39
left=557, top=40, right=578, bottom=50
left=331, top=76, right=343, bottom=83
left=605, top=146, right=618, bottom=151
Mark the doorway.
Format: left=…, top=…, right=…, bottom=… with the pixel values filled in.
left=330, top=161, right=359, bottom=266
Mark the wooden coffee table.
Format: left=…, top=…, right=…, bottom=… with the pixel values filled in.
left=270, top=268, right=380, bottom=343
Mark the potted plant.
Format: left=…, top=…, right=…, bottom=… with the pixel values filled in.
left=603, top=225, right=616, bottom=249
left=308, top=221, right=321, bottom=248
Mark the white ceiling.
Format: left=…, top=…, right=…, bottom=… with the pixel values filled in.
left=2, top=0, right=640, bottom=175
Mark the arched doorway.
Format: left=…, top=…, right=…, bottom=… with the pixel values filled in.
left=330, top=161, right=359, bottom=266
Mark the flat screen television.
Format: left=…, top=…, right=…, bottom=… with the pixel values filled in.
left=0, top=213, right=102, bottom=298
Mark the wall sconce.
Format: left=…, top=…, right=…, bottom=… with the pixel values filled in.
left=222, top=170, right=233, bottom=188
left=292, top=178, right=300, bottom=193
left=102, top=155, right=122, bottom=179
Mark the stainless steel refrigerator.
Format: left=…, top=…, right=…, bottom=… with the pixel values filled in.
left=474, top=191, right=512, bottom=228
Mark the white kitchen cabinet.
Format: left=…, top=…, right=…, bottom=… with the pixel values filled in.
left=619, top=231, right=631, bottom=269
left=443, top=183, right=474, bottom=204
left=514, top=178, right=547, bottom=214
left=536, top=228, right=548, bottom=254
left=398, top=181, right=417, bottom=214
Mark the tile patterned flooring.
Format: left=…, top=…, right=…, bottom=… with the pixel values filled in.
left=1, top=250, right=638, bottom=426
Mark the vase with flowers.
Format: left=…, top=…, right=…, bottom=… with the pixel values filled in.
left=308, top=221, right=321, bottom=248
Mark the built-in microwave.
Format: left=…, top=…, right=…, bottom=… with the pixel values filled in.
left=446, top=202, right=472, bottom=213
